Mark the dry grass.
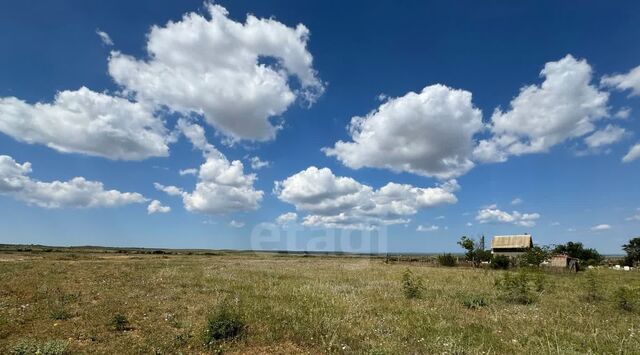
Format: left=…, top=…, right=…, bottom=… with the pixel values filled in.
left=0, top=251, right=639, bottom=354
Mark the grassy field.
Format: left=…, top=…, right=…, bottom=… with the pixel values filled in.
left=1, top=250, right=639, bottom=354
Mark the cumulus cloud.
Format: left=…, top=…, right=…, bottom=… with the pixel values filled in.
left=0, top=155, right=146, bottom=208
left=324, top=84, right=483, bottom=179
left=614, top=107, right=631, bottom=119
left=179, top=168, right=198, bottom=176
left=584, top=125, right=626, bottom=149
left=622, top=143, right=640, bottom=163
left=626, top=209, right=640, bottom=222
left=229, top=220, right=245, bottom=228
left=156, top=120, right=263, bottom=214
left=474, top=55, right=609, bottom=163
left=601, top=64, right=640, bottom=96
left=511, top=198, right=523, bottom=206
left=96, top=29, right=114, bottom=46
left=274, top=166, right=458, bottom=229
left=475, top=206, right=540, bottom=227
left=590, top=224, right=611, bottom=231
left=108, top=3, right=324, bottom=142
left=0, top=87, right=170, bottom=160
left=276, top=212, right=298, bottom=225
left=416, top=224, right=439, bottom=232
left=248, top=156, right=270, bottom=170
left=147, top=200, right=170, bottom=214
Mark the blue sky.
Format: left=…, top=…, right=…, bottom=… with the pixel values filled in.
left=1, top=1, right=639, bottom=254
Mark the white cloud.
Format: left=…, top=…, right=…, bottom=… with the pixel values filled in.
left=0, top=87, right=170, bottom=160
left=0, top=155, right=146, bottom=208
left=474, top=55, right=609, bottom=163
left=511, top=198, right=523, bottom=205
left=249, top=156, right=270, bottom=170
left=229, top=220, right=245, bottom=228
left=276, top=212, right=298, bottom=225
left=274, top=166, right=458, bottom=229
left=179, top=168, right=198, bottom=176
left=626, top=209, right=640, bottom=221
left=584, top=125, right=626, bottom=149
left=466, top=222, right=473, bottom=227
left=108, top=3, right=323, bottom=142
left=96, top=29, right=114, bottom=46
left=551, top=221, right=561, bottom=226
left=147, top=200, right=170, bottom=214
left=622, top=143, right=640, bottom=163
left=475, top=206, right=540, bottom=227
left=590, top=224, right=611, bottom=231
left=154, top=183, right=183, bottom=196
left=614, top=107, right=631, bottom=119
left=435, top=215, right=445, bottom=220
left=567, top=227, right=577, bottom=232
left=601, top=64, right=640, bottom=96
left=324, top=84, right=483, bottom=179
left=156, top=120, right=263, bottom=214
left=417, top=224, right=439, bottom=232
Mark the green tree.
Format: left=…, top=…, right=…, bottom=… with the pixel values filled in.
left=519, top=245, right=551, bottom=266
left=458, top=236, right=491, bottom=267
left=622, top=237, right=640, bottom=266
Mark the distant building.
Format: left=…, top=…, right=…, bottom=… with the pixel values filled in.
left=491, top=234, right=533, bottom=256
left=549, top=254, right=579, bottom=271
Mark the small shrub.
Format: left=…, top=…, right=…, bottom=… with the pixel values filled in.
left=495, top=271, right=540, bottom=304
left=110, top=313, right=130, bottom=331
left=491, top=255, right=511, bottom=269
left=39, top=340, right=69, bottom=355
left=10, top=339, right=68, bottom=355
left=47, top=289, right=75, bottom=320
left=614, top=286, right=637, bottom=312
left=463, top=295, right=488, bottom=309
left=9, top=339, right=38, bottom=355
left=437, top=253, right=457, bottom=267
left=203, top=304, right=246, bottom=346
left=401, top=269, right=424, bottom=299
left=582, top=271, right=603, bottom=302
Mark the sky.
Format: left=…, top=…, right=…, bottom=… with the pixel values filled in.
left=1, top=1, right=639, bottom=254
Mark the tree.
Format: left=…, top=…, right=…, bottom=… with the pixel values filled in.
left=622, top=237, right=640, bottom=266
left=519, top=245, right=551, bottom=266
left=553, top=242, right=603, bottom=266
left=458, top=236, right=491, bottom=267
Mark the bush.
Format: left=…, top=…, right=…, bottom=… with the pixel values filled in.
left=48, top=290, right=74, bottom=321
left=401, top=269, right=424, bottom=299
left=437, top=253, right=457, bottom=267
left=203, top=304, right=246, bottom=346
left=491, top=255, right=511, bottom=269
left=110, top=313, right=129, bottom=332
left=463, top=296, right=488, bottom=309
left=582, top=271, right=603, bottom=302
left=495, top=271, right=543, bottom=304
left=10, top=339, right=68, bottom=355
left=519, top=246, right=551, bottom=267
left=614, top=286, right=637, bottom=312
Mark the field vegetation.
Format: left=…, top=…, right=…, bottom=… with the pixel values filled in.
left=0, top=248, right=639, bottom=354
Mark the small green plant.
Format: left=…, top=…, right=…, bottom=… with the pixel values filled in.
left=401, top=269, right=424, bottom=299
left=202, top=303, right=246, bottom=346
left=47, top=289, right=75, bottom=320
left=495, top=271, right=541, bottom=304
left=491, top=255, right=511, bottom=269
left=463, top=295, right=488, bottom=309
left=9, top=339, right=68, bottom=355
left=614, top=286, right=637, bottom=312
left=110, top=313, right=130, bottom=331
left=437, top=253, right=457, bottom=267
left=582, top=271, right=603, bottom=302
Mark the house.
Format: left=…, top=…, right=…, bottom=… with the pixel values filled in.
left=491, top=234, right=533, bottom=257
left=550, top=254, right=579, bottom=271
